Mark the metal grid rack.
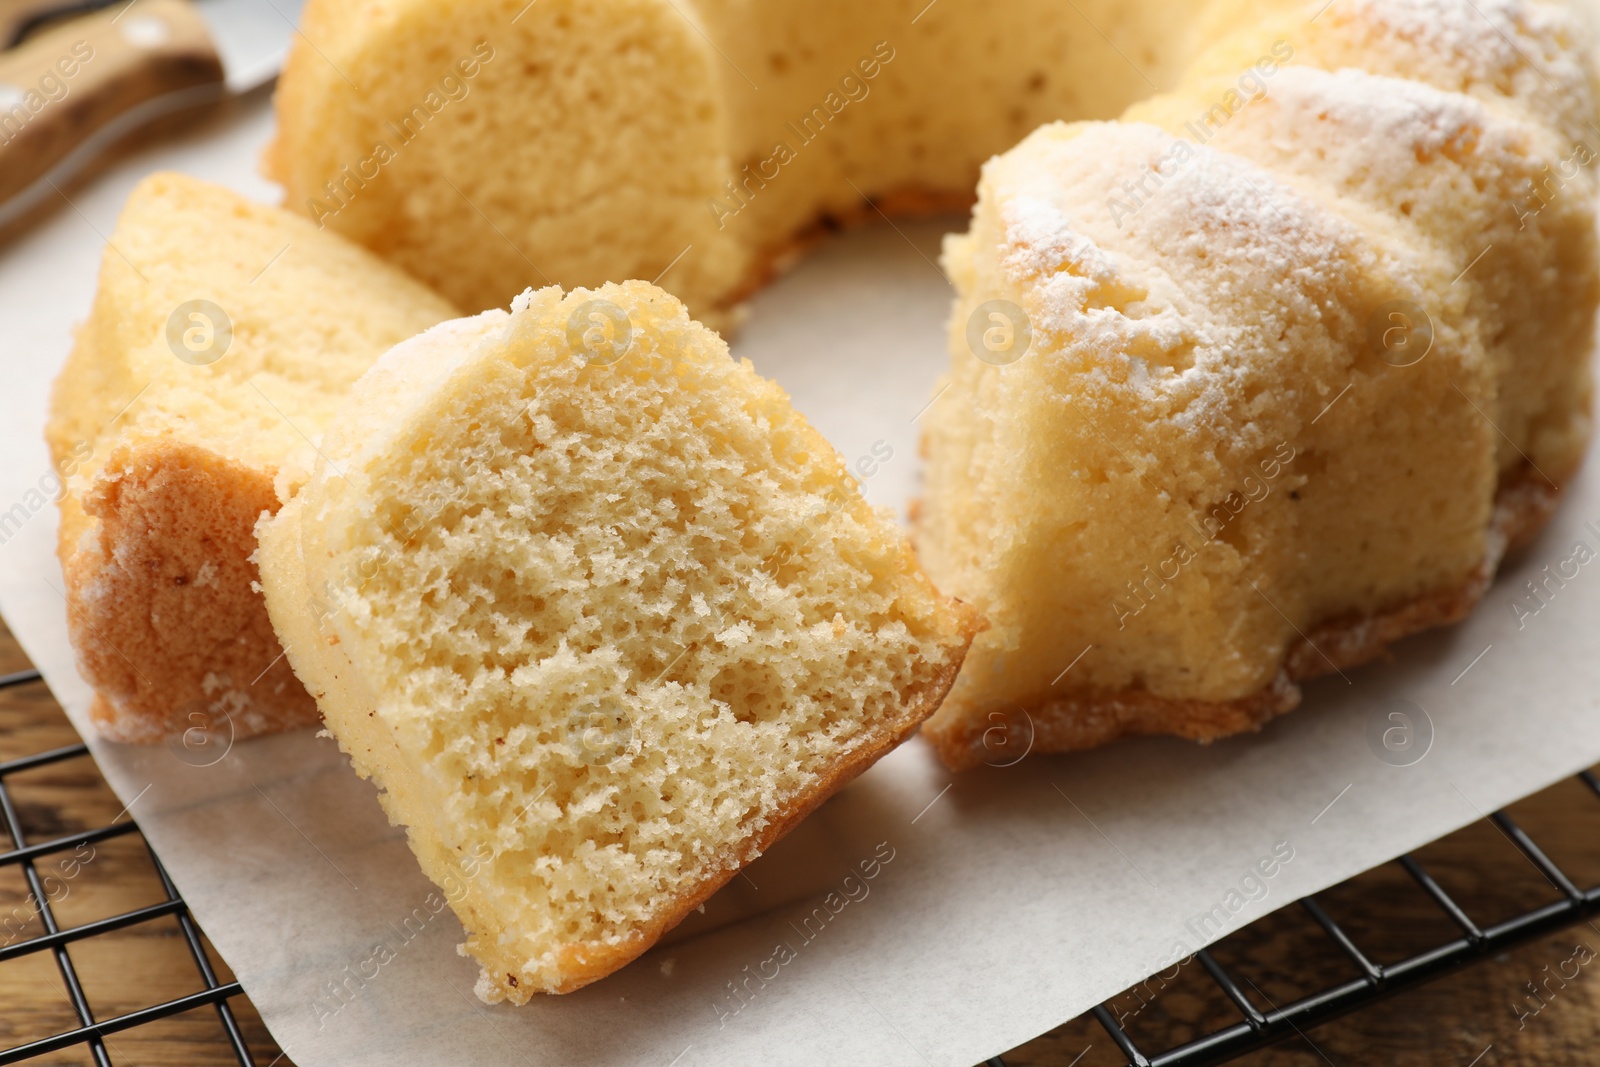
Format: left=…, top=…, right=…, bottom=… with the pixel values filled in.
left=0, top=668, right=257, bottom=1066
left=2, top=665, right=1597, bottom=1067
left=990, top=772, right=1600, bottom=1067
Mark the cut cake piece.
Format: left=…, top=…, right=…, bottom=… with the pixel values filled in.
left=46, top=172, right=459, bottom=742
left=256, top=281, right=978, bottom=998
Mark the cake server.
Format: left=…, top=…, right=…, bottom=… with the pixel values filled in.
left=0, top=0, right=302, bottom=234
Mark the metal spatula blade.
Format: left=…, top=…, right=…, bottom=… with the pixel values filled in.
left=197, top=0, right=301, bottom=93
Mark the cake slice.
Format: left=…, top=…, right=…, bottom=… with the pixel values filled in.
left=256, top=281, right=978, bottom=998
left=47, top=172, right=458, bottom=742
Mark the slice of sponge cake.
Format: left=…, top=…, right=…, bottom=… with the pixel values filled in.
left=257, top=281, right=978, bottom=997
left=47, top=172, right=458, bottom=742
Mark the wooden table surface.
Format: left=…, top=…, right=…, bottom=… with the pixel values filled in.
left=0, top=615, right=1594, bottom=1066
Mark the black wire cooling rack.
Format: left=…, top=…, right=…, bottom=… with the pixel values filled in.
left=0, top=668, right=256, bottom=1066
left=991, top=772, right=1600, bottom=1067
left=2, top=663, right=1598, bottom=1067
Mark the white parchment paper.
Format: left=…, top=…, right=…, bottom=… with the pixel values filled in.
left=2, top=91, right=1598, bottom=1067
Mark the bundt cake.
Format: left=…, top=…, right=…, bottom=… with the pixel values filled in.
left=255, top=281, right=979, bottom=997
left=47, top=172, right=458, bottom=743
left=917, top=0, right=1600, bottom=767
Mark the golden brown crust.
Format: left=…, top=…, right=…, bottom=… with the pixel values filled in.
left=925, top=465, right=1569, bottom=771
left=61, top=437, right=317, bottom=744
left=502, top=595, right=984, bottom=998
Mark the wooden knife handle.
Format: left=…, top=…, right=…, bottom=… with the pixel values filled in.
left=0, top=0, right=100, bottom=49
left=0, top=0, right=223, bottom=207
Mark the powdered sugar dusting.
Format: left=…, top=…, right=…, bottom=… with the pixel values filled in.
left=1327, top=0, right=1593, bottom=137
left=1272, top=65, right=1500, bottom=161
left=999, top=193, right=1115, bottom=285
left=989, top=121, right=1365, bottom=444
left=1333, top=0, right=1549, bottom=58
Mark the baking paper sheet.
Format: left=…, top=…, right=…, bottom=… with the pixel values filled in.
left=2, top=91, right=1599, bottom=1067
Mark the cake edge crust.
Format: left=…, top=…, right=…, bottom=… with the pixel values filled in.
left=923, top=464, right=1572, bottom=772
left=59, top=436, right=319, bottom=745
